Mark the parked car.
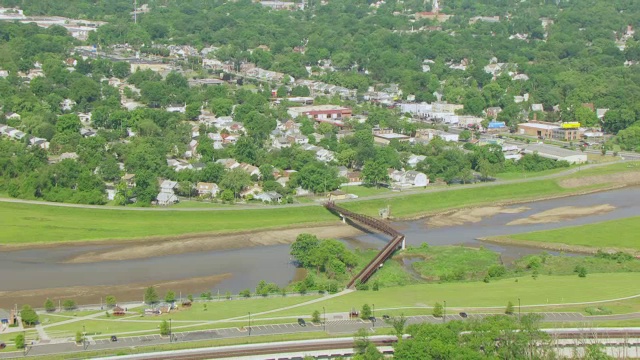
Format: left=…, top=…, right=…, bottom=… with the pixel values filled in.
left=0, top=342, right=6, bottom=350
left=382, top=314, right=390, bottom=320
left=368, top=316, right=376, bottom=322
left=110, top=335, right=118, bottom=342
left=297, top=318, right=306, bottom=326
left=459, top=312, right=468, bottom=318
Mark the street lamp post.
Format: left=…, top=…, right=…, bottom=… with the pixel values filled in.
left=323, top=307, right=326, bottom=332
left=83, top=325, right=87, bottom=350
left=23, top=330, right=26, bottom=356
left=518, top=298, right=521, bottom=321
left=372, top=304, right=375, bottom=328
left=443, top=301, right=446, bottom=323
left=248, top=312, right=251, bottom=337
left=169, top=318, right=172, bottom=343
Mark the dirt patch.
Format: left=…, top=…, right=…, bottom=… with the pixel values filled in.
left=507, top=204, right=615, bottom=226
left=559, top=172, right=640, bottom=188
left=0, top=274, right=231, bottom=308
left=64, top=224, right=362, bottom=263
left=426, top=206, right=530, bottom=228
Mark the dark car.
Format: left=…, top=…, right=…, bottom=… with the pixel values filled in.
left=110, top=335, right=118, bottom=342
left=459, top=312, right=468, bottom=318
left=297, top=318, right=306, bottom=326
left=0, top=342, right=6, bottom=350
left=368, top=316, right=376, bottom=323
left=382, top=314, right=390, bottom=320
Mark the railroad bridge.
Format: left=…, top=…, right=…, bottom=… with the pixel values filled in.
left=324, top=201, right=405, bottom=289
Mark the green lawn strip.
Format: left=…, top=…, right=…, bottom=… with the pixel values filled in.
left=29, top=332, right=339, bottom=360
left=40, top=310, right=105, bottom=326
left=0, top=330, right=38, bottom=345
left=513, top=253, right=640, bottom=275
left=341, top=185, right=392, bottom=197
left=0, top=203, right=336, bottom=244
left=561, top=161, right=640, bottom=178
left=99, top=296, right=321, bottom=322
left=496, top=167, right=572, bottom=181
left=503, top=216, right=640, bottom=251
left=340, top=180, right=586, bottom=218
left=169, top=201, right=236, bottom=208
left=264, top=274, right=640, bottom=318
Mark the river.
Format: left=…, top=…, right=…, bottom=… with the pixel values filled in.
left=1, top=187, right=638, bottom=303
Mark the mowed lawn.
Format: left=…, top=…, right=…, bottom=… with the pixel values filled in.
left=341, top=179, right=578, bottom=218
left=0, top=203, right=336, bottom=244
left=507, top=216, right=640, bottom=250
left=263, top=273, right=640, bottom=318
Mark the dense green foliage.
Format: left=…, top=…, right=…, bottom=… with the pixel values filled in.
left=395, top=314, right=558, bottom=359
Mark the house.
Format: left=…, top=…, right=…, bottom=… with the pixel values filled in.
left=390, top=170, right=429, bottom=188
left=122, top=173, right=136, bottom=188
left=196, top=182, right=219, bottom=197
left=531, top=104, right=544, bottom=112
left=287, top=105, right=352, bottom=123
left=346, top=171, right=362, bottom=185
left=60, top=152, right=79, bottom=161
left=112, top=306, right=126, bottom=316
left=61, top=98, right=76, bottom=111
left=485, top=107, right=502, bottom=119
left=407, top=155, right=426, bottom=168
left=327, top=190, right=348, bottom=200
left=6, top=112, right=20, bottom=120
left=157, top=180, right=179, bottom=206
left=254, top=191, right=283, bottom=203
left=372, top=127, right=410, bottom=145
left=239, top=163, right=261, bottom=177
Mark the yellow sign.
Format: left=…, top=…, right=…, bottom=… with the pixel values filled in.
left=561, top=122, right=580, bottom=129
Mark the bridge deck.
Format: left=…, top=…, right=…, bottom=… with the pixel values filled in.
left=324, top=202, right=405, bottom=289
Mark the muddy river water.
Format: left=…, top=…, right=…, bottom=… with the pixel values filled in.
left=1, top=187, right=638, bottom=302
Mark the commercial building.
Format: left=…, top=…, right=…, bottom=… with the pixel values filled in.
left=520, top=144, right=587, bottom=164
left=517, top=122, right=559, bottom=139
left=287, top=105, right=352, bottom=125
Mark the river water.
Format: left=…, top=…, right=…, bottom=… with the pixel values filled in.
left=1, top=187, right=638, bottom=296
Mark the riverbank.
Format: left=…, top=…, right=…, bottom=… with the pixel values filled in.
left=0, top=274, right=232, bottom=309
left=481, top=216, right=640, bottom=256
left=61, top=224, right=363, bottom=263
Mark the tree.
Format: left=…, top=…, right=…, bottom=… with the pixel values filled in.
left=56, top=114, right=81, bottom=134
left=15, top=333, right=25, bottom=349
left=361, top=304, right=372, bottom=320
left=290, top=233, right=320, bottom=268
left=220, top=168, right=252, bottom=198
left=575, top=107, right=598, bottom=127
left=44, top=298, right=56, bottom=312
left=144, top=286, right=159, bottom=304
left=505, top=301, right=515, bottom=315
left=390, top=314, right=407, bottom=338
left=20, top=305, right=39, bottom=326
left=459, top=129, right=472, bottom=142
left=312, top=310, right=321, bottom=323
left=165, top=290, right=176, bottom=303
left=75, top=331, right=83, bottom=344
left=578, top=266, right=588, bottom=278
left=432, top=302, right=443, bottom=317
left=63, top=299, right=77, bottom=311
left=105, top=295, right=117, bottom=308
left=362, top=159, right=389, bottom=187
left=112, top=62, right=131, bottom=79
left=353, top=328, right=370, bottom=355
left=160, top=320, right=170, bottom=336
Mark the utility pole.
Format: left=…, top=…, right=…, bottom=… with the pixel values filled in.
left=443, top=301, right=446, bottom=323
left=248, top=312, right=252, bottom=337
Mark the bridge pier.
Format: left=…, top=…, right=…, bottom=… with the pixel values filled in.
left=339, top=214, right=346, bottom=224
left=402, top=237, right=406, bottom=250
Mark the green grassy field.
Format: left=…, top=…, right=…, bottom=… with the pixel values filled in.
left=341, top=179, right=579, bottom=218
left=0, top=203, right=336, bottom=244
left=260, top=273, right=640, bottom=319
left=401, top=245, right=500, bottom=281
left=563, top=161, right=640, bottom=178
left=506, top=216, right=640, bottom=251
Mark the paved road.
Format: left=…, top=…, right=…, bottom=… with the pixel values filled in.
left=2, top=312, right=639, bottom=359
left=0, top=160, right=633, bottom=212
